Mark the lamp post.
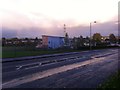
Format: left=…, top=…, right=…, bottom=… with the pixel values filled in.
left=89, top=21, right=97, bottom=69
left=90, top=21, right=97, bottom=50
left=89, top=21, right=97, bottom=71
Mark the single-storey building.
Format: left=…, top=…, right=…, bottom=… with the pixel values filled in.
left=42, top=35, right=65, bottom=49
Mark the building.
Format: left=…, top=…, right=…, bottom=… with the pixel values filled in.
left=42, top=35, right=65, bottom=49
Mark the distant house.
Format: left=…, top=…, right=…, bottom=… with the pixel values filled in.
left=41, top=35, right=65, bottom=49
left=101, top=36, right=109, bottom=40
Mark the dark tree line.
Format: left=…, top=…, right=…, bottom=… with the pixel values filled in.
left=71, top=33, right=119, bottom=49
left=2, top=33, right=120, bottom=49
left=2, top=37, right=42, bottom=47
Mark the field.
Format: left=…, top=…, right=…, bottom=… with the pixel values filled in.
left=2, top=46, right=79, bottom=58
left=2, top=46, right=119, bottom=59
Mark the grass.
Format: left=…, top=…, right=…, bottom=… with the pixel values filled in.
left=2, top=46, right=119, bottom=59
left=2, top=46, right=80, bottom=58
left=97, top=70, right=120, bottom=89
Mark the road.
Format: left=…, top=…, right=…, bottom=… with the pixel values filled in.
left=2, top=48, right=119, bottom=88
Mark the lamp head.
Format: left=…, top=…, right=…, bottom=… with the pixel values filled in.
left=94, top=21, right=97, bottom=23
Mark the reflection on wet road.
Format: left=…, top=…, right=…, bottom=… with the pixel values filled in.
left=2, top=49, right=119, bottom=88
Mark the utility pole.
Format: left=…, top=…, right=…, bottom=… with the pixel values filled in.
left=64, top=24, right=66, bottom=46
left=64, top=24, right=66, bottom=37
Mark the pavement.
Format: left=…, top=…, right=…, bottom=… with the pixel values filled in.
left=2, top=48, right=119, bottom=88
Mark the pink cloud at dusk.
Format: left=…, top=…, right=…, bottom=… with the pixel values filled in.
left=0, top=0, right=119, bottom=38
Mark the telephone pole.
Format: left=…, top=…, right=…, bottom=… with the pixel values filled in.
left=64, top=24, right=66, bottom=37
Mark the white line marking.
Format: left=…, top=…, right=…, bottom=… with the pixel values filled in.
left=3, top=53, right=117, bottom=88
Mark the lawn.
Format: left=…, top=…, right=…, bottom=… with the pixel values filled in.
left=2, top=46, right=119, bottom=59
left=2, top=46, right=80, bottom=58
left=98, top=70, right=120, bottom=89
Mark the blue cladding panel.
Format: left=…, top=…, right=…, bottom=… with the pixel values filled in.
left=48, top=37, right=64, bottom=49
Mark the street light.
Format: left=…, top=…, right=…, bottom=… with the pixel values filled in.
left=89, top=21, right=97, bottom=71
left=90, top=21, right=97, bottom=50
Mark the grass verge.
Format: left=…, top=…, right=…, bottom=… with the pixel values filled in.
left=2, top=46, right=119, bottom=58
left=2, top=46, right=81, bottom=58
left=97, top=70, right=120, bottom=89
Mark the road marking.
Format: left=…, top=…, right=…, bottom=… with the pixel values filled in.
left=25, top=66, right=40, bottom=70
left=2, top=53, right=117, bottom=88
left=16, top=63, right=40, bottom=70
left=15, top=52, right=117, bottom=70
left=16, top=62, right=40, bottom=67
left=16, top=56, right=85, bottom=70
left=16, top=66, right=22, bottom=70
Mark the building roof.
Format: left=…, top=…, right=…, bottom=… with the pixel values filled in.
left=42, top=35, right=64, bottom=38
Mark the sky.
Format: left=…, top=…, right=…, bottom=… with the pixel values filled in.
left=0, top=0, right=119, bottom=38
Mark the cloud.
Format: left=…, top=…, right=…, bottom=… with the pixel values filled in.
left=1, top=8, right=118, bottom=38
left=2, top=28, right=17, bottom=38
left=67, top=21, right=118, bottom=38
left=2, top=20, right=118, bottom=38
left=1, top=10, right=34, bottom=30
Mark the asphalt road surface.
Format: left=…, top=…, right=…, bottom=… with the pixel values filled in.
left=2, top=48, right=119, bottom=88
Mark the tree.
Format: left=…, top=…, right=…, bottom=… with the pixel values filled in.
left=73, top=37, right=77, bottom=49
left=83, top=36, right=90, bottom=46
left=35, top=37, right=39, bottom=45
left=64, top=32, right=69, bottom=46
left=109, top=34, right=117, bottom=43
left=93, top=33, right=102, bottom=43
left=85, top=36, right=90, bottom=43
left=35, top=37, right=38, bottom=41
left=11, top=37, right=18, bottom=45
left=72, top=35, right=84, bottom=49
left=79, top=35, right=84, bottom=46
left=92, top=33, right=102, bottom=46
left=25, top=37, right=29, bottom=40
left=2, top=37, right=6, bottom=46
left=25, top=37, right=31, bottom=46
left=12, top=37, right=18, bottom=40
